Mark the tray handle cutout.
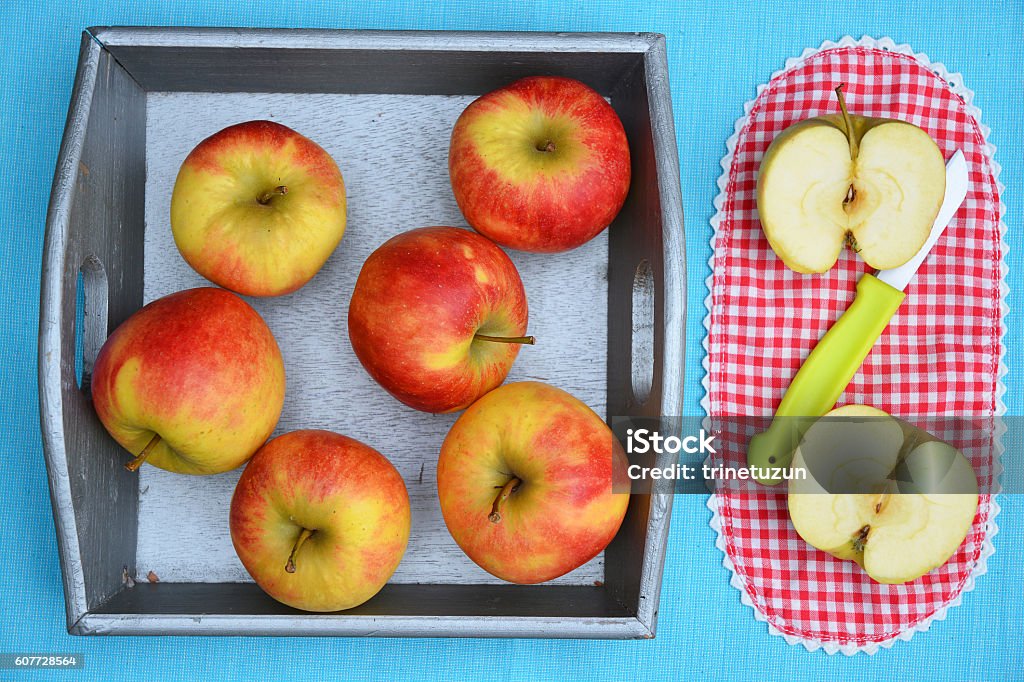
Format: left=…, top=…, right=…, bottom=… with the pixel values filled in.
left=631, top=259, right=655, bottom=406
left=74, top=254, right=108, bottom=395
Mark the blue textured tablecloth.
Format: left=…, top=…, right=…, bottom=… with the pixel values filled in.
left=1, top=1, right=1021, bottom=679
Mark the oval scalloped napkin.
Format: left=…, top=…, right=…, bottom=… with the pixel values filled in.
left=702, top=36, right=1006, bottom=655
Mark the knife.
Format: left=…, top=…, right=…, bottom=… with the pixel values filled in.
left=746, top=150, right=969, bottom=484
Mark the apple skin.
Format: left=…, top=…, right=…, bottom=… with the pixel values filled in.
left=91, top=287, right=285, bottom=475
left=230, top=430, right=411, bottom=612
left=348, top=226, right=529, bottom=413
left=449, top=76, right=631, bottom=253
left=437, top=381, right=630, bottom=584
left=171, top=120, right=347, bottom=297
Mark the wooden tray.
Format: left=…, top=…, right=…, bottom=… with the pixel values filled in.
left=39, top=27, right=684, bottom=638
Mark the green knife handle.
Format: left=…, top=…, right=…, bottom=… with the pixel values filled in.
left=747, top=274, right=906, bottom=484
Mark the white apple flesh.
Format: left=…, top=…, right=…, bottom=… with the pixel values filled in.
left=788, top=405, right=978, bottom=584
left=757, top=86, right=947, bottom=273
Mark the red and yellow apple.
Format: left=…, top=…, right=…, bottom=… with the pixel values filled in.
left=437, top=381, right=630, bottom=583
left=91, top=287, right=286, bottom=475
left=449, top=76, right=631, bottom=253
left=230, top=430, right=410, bottom=612
left=348, top=226, right=531, bottom=413
left=171, top=120, right=347, bottom=296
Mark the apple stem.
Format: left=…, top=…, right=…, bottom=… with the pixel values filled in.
left=125, top=433, right=161, bottom=472
left=257, top=185, right=288, bottom=205
left=285, top=528, right=314, bottom=574
left=536, top=140, right=556, bottom=153
left=834, top=84, right=859, bottom=160
left=488, top=477, right=522, bottom=524
left=474, top=334, right=536, bottom=346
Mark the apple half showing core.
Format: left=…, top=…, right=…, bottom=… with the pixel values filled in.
left=437, top=382, right=630, bottom=584
left=91, top=287, right=286, bottom=475
left=787, top=405, right=979, bottom=584
left=449, top=76, right=631, bottom=253
left=757, top=86, right=946, bottom=273
left=348, top=226, right=533, bottom=414
left=230, top=430, right=411, bottom=612
left=170, top=120, right=347, bottom=297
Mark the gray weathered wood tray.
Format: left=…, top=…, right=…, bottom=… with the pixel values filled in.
left=39, top=27, right=684, bottom=638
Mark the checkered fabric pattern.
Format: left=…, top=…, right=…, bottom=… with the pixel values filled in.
left=706, top=46, right=1002, bottom=647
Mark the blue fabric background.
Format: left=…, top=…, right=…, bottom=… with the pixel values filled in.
left=1, top=1, right=1021, bottom=679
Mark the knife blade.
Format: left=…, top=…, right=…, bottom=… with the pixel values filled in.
left=746, top=150, right=969, bottom=484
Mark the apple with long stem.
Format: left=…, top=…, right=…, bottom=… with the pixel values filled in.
left=757, top=85, right=947, bottom=273
left=348, top=226, right=533, bottom=413
left=91, top=287, right=286, bottom=475
left=230, top=429, right=410, bottom=611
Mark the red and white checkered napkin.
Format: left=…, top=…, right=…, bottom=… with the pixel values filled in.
left=703, top=37, right=1005, bottom=654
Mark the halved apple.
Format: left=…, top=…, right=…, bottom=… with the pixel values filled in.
left=788, top=405, right=978, bottom=584
left=757, top=86, right=946, bottom=273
